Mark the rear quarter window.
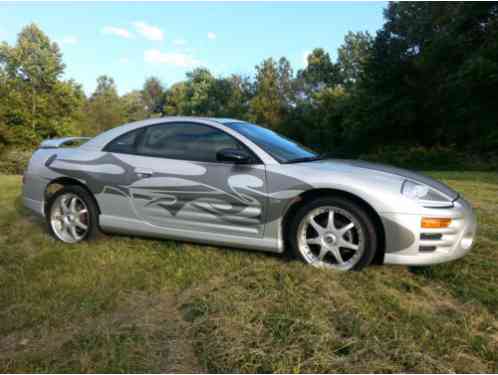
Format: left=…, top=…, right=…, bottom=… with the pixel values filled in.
left=104, top=128, right=143, bottom=154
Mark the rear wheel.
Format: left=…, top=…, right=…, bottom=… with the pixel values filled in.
left=46, top=185, right=99, bottom=243
left=288, top=196, right=377, bottom=271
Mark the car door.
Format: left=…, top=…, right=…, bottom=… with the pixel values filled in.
left=112, top=122, right=268, bottom=238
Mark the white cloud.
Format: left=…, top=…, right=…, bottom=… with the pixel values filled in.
left=102, top=26, right=134, bottom=39
left=144, top=49, right=201, bottom=68
left=172, top=39, right=187, bottom=46
left=133, top=21, right=163, bottom=41
left=119, top=57, right=129, bottom=64
left=60, top=35, right=78, bottom=45
left=207, top=32, right=217, bottom=40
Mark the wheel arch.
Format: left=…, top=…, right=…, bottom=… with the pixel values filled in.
left=281, top=188, right=386, bottom=264
left=44, top=177, right=101, bottom=217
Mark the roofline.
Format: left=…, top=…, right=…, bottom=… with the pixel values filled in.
left=120, top=116, right=244, bottom=126
left=79, top=116, right=279, bottom=165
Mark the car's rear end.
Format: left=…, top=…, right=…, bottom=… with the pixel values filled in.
left=22, top=137, right=90, bottom=217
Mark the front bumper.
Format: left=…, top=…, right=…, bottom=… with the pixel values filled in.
left=383, top=197, right=477, bottom=266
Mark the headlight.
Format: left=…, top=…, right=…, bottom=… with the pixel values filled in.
left=401, top=180, right=453, bottom=207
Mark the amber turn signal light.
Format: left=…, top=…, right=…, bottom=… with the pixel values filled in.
left=421, top=217, right=452, bottom=228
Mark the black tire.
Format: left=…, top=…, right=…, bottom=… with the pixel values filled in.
left=46, top=185, right=99, bottom=243
left=288, top=196, right=378, bottom=271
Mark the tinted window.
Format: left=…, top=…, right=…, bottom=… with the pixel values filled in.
left=229, top=122, right=318, bottom=163
left=136, top=123, right=248, bottom=163
left=104, top=128, right=143, bottom=154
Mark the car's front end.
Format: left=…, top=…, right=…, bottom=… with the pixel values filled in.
left=273, top=158, right=478, bottom=267
left=377, top=169, right=477, bottom=266
left=360, top=169, right=477, bottom=266
left=382, top=194, right=477, bottom=266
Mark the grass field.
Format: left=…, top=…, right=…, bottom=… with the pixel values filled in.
left=1, top=172, right=497, bottom=373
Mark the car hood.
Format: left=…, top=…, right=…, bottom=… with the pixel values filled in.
left=307, top=159, right=459, bottom=201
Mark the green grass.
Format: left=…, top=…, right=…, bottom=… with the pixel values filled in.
left=1, top=172, right=497, bottom=373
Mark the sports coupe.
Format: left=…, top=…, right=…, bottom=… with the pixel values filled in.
left=22, top=117, right=477, bottom=270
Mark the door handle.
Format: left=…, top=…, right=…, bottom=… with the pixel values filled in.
left=135, top=168, right=154, bottom=178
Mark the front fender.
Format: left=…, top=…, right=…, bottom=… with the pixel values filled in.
left=266, top=164, right=413, bottom=215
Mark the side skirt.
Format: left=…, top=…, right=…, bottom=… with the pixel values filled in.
left=99, top=214, right=283, bottom=253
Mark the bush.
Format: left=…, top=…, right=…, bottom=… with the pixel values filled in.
left=359, top=145, right=498, bottom=171
left=0, top=148, right=33, bottom=175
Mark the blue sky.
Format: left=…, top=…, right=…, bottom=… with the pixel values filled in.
left=0, top=1, right=387, bottom=95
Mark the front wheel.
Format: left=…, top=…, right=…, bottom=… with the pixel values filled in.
left=288, top=197, right=378, bottom=271
left=46, top=185, right=99, bottom=243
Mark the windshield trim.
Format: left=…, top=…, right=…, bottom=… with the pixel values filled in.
left=282, top=155, right=324, bottom=164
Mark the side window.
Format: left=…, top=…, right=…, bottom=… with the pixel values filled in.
left=104, top=128, right=143, bottom=154
left=136, top=122, right=251, bottom=163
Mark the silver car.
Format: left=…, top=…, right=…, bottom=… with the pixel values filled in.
left=22, top=117, right=477, bottom=270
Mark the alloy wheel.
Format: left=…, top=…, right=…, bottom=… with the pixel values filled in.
left=50, top=193, right=89, bottom=243
left=297, top=206, right=364, bottom=270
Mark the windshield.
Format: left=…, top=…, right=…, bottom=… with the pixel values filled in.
left=229, top=122, right=319, bottom=163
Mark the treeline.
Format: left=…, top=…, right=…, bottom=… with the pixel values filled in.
left=1, top=2, right=497, bottom=168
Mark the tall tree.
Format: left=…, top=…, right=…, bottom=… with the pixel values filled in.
left=249, top=57, right=294, bottom=130
left=0, top=23, right=83, bottom=147
left=186, top=68, right=216, bottom=115
left=163, top=82, right=188, bottom=116
left=0, top=23, right=65, bottom=131
left=121, top=90, right=148, bottom=122
left=337, top=31, right=373, bottom=86
left=297, top=48, right=340, bottom=95
left=0, top=67, right=14, bottom=152
left=83, top=75, right=123, bottom=135
left=221, top=74, right=253, bottom=119
left=142, top=77, right=165, bottom=117
left=357, top=2, right=498, bottom=151
left=163, top=68, right=216, bottom=116
left=162, top=69, right=253, bottom=119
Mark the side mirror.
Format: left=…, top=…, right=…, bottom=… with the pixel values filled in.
left=217, top=148, right=251, bottom=164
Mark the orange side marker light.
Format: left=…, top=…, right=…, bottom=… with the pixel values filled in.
left=421, top=218, right=452, bottom=228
